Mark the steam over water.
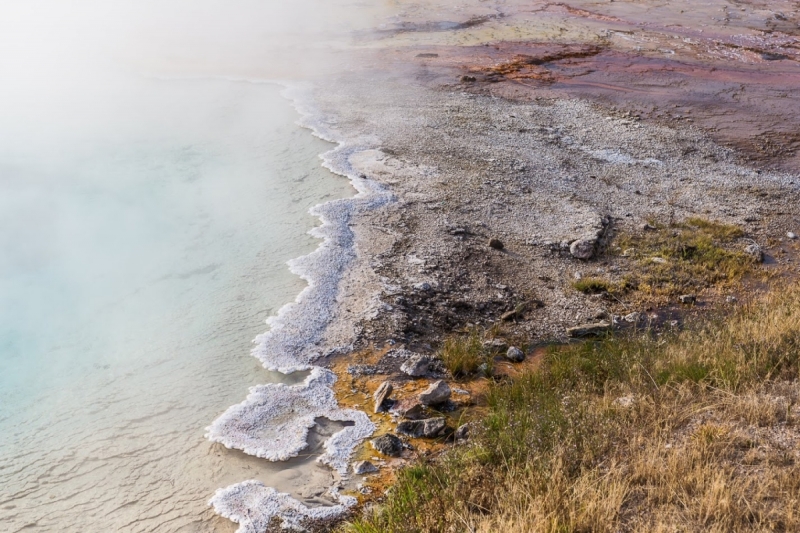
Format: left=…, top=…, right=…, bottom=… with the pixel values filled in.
left=0, top=2, right=391, bottom=531
left=0, top=77, right=357, bottom=531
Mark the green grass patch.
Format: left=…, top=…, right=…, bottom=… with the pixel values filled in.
left=617, top=217, right=756, bottom=298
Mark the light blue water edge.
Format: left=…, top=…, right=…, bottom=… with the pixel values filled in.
left=0, top=78, right=355, bottom=532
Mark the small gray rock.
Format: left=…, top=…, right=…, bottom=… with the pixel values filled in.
left=373, top=381, right=393, bottom=413
left=679, top=294, right=697, bottom=304
left=396, top=417, right=447, bottom=438
left=566, top=322, right=611, bottom=337
left=412, top=282, right=432, bottom=291
left=352, top=460, right=379, bottom=475
left=788, top=232, right=797, bottom=240
left=418, top=380, right=451, bottom=406
left=506, top=346, right=525, bottom=362
left=400, top=354, right=433, bottom=377
left=569, top=236, right=597, bottom=260
left=454, top=423, right=470, bottom=442
left=745, top=243, right=764, bottom=262
left=370, top=434, right=403, bottom=457
left=489, top=238, right=504, bottom=250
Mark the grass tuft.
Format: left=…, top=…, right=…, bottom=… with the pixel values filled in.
left=572, top=276, right=615, bottom=294
left=439, top=329, right=493, bottom=379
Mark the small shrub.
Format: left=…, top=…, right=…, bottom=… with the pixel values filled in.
left=439, top=330, right=491, bottom=378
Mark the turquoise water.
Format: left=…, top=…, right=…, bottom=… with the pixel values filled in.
left=0, top=78, right=354, bottom=532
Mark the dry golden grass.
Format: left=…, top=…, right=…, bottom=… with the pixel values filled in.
left=343, top=284, right=800, bottom=533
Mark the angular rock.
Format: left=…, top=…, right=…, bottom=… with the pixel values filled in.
left=566, top=322, right=611, bottom=338
left=390, top=398, right=427, bottom=420
left=483, top=338, right=508, bottom=352
left=679, top=294, right=696, bottom=304
left=400, top=354, right=433, bottom=377
left=745, top=243, right=764, bottom=262
left=488, top=238, right=504, bottom=250
left=370, top=434, right=403, bottom=457
left=352, top=460, right=379, bottom=475
left=501, top=302, right=527, bottom=321
left=506, top=346, right=525, bottom=363
left=569, top=236, right=597, bottom=260
left=623, top=312, right=643, bottom=323
left=396, top=417, right=446, bottom=438
left=418, top=380, right=451, bottom=406
left=454, top=423, right=470, bottom=442
left=373, top=381, right=393, bottom=413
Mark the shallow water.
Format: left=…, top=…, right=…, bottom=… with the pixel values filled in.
left=0, top=78, right=354, bottom=532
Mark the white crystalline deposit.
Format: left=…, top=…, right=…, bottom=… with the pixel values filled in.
left=205, top=368, right=374, bottom=472
left=208, top=82, right=390, bottom=531
left=589, top=148, right=663, bottom=166
left=247, top=84, right=392, bottom=374
left=209, top=480, right=356, bottom=532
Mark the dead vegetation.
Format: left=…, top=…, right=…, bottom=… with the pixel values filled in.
left=342, top=283, right=800, bottom=533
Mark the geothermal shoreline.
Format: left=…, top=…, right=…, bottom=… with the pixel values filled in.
left=205, top=84, right=393, bottom=532
left=208, top=74, right=799, bottom=531
left=206, top=3, right=800, bottom=530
